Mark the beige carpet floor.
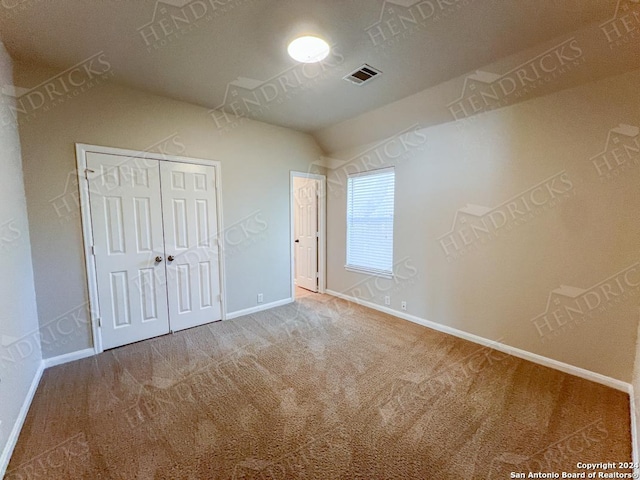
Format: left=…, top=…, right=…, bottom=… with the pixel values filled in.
left=7, top=293, right=631, bottom=479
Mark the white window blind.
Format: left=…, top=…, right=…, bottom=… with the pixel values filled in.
left=346, top=167, right=395, bottom=276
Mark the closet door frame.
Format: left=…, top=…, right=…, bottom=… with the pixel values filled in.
left=76, top=143, right=227, bottom=354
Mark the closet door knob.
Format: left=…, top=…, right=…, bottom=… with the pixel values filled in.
left=168, top=255, right=175, bottom=262
left=155, top=256, right=163, bottom=263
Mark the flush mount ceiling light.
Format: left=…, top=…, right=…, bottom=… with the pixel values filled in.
left=287, top=36, right=330, bottom=63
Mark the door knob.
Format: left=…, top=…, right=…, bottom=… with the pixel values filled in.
left=294, top=239, right=300, bottom=243
left=168, top=255, right=175, bottom=261
left=155, top=256, right=163, bottom=263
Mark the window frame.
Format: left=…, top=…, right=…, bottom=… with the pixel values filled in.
left=344, top=167, right=396, bottom=278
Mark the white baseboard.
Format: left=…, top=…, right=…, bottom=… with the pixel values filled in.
left=226, top=298, right=294, bottom=320
left=42, top=348, right=95, bottom=369
left=325, top=290, right=631, bottom=392
left=0, top=360, right=45, bottom=478
left=1, top=348, right=95, bottom=475
left=2, top=294, right=634, bottom=476
left=630, top=384, right=639, bottom=475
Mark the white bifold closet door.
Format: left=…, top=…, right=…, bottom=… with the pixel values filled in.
left=160, top=161, right=221, bottom=332
left=87, top=152, right=221, bottom=350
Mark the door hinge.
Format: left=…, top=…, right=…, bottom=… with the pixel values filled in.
left=91, top=245, right=95, bottom=256
left=97, top=317, right=102, bottom=328
left=316, top=232, right=320, bottom=238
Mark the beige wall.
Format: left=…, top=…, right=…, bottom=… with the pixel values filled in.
left=0, top=44, right=42, bottom=473
left=325, top=68, right=640, bottom=382
left=12, top=48, right=640, bottom=383
left=15, top=62, right=323, bottom=359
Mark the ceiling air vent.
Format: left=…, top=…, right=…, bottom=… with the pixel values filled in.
left=343, top=64, right=382, bottom=86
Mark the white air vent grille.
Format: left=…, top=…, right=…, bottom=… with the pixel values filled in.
left=343, top=64, right=382, bottom=85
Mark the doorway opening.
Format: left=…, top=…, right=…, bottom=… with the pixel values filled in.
left=290, top=171, right=326, bottom=300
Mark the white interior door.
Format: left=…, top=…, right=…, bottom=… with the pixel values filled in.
left=294, top=177, right=318, bottom=292
left=87, top=152, right=170, bottom=350
left=160, top=161, right=221, bottom=332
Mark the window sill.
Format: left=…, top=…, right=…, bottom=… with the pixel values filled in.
left=344, top=265, right=394, bottom=279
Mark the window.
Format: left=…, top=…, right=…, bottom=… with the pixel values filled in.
left=346, top=167, right=395, bottom=276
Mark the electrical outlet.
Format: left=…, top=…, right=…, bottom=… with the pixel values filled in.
left=257, top=293, right=264, bottom=304
left=401, top=301, right=407, bottom=311
left=384, top=296, right=391, bottom=306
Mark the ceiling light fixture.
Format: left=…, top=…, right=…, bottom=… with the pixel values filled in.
left=287, top=36, right=330, bottom=63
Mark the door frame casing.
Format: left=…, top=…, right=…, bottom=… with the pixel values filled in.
left=290, top=171, right=326, bottom=297
left=76, top=143, right=227, bottom=354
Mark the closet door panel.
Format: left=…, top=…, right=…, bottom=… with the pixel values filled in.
left=160, top=162, right=221, bottom=332
left=87, top=153, right=170, bottom=349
